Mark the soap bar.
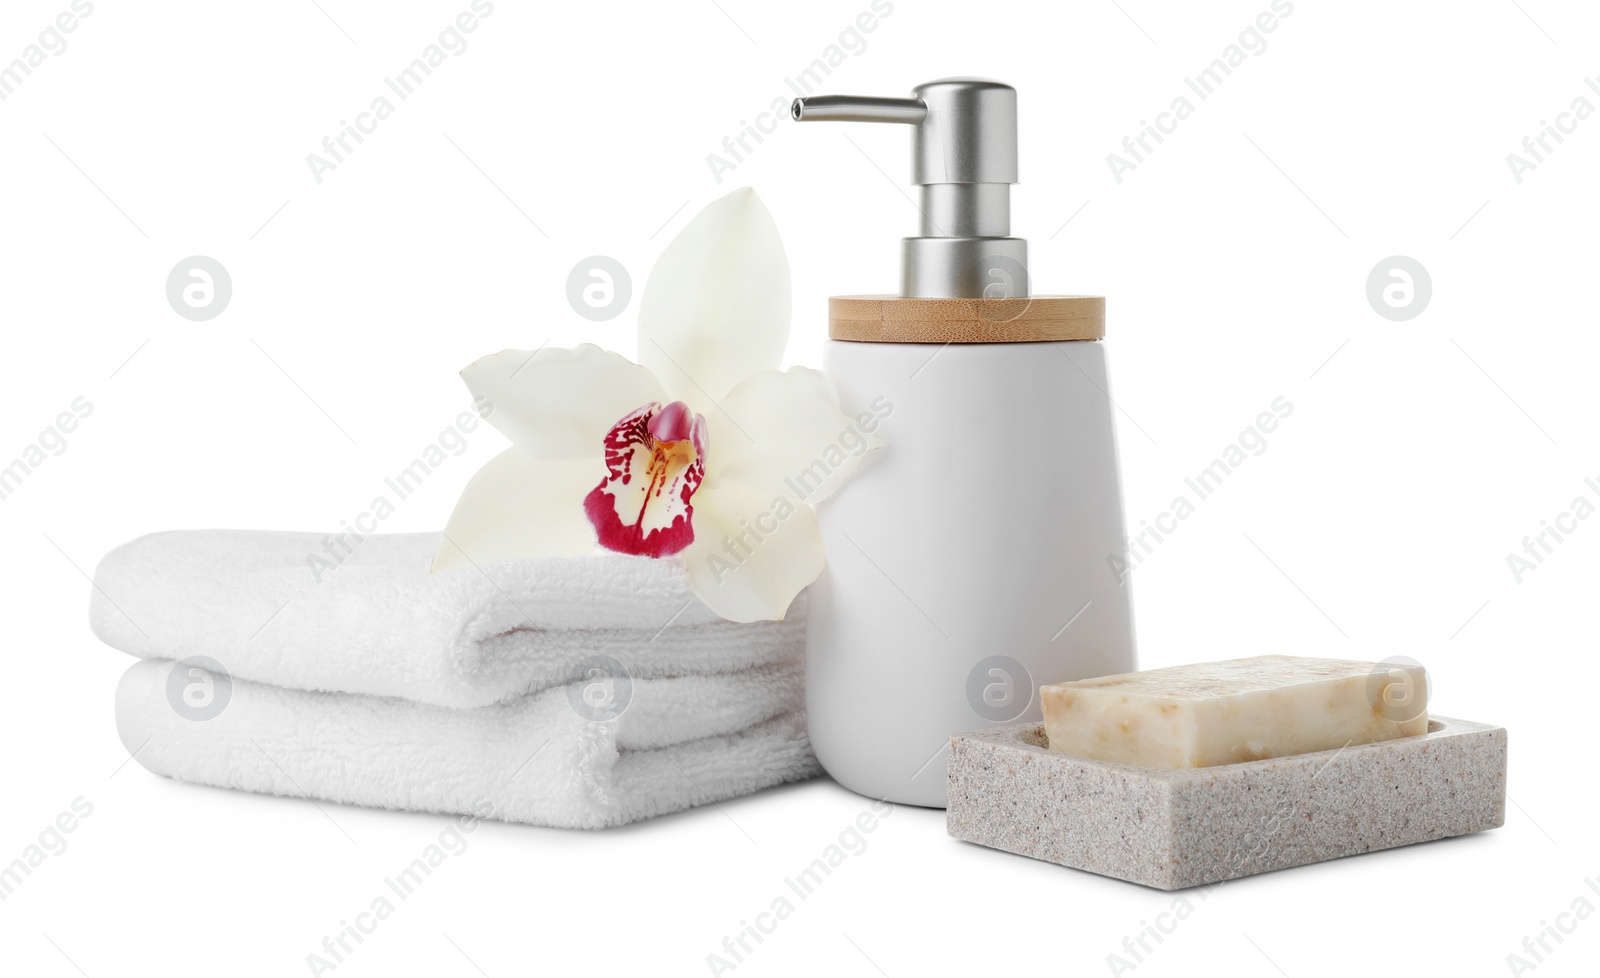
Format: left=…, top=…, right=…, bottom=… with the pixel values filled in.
left=1039, top=655, right=1428, bottom=768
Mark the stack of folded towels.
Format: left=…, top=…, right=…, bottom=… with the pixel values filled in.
left=91, top=530, right=818, bottom=829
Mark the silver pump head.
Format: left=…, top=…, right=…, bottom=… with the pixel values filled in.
left=792, top=77, right=1028, bottom=300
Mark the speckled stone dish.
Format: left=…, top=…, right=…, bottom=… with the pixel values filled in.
left=946, top=716, right=1506, bottom=890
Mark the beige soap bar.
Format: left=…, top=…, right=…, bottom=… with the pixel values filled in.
left=1040, top=655, right=1428, bottom=768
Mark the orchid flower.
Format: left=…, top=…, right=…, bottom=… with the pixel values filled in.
left=432, top=188, right=880, bottom=622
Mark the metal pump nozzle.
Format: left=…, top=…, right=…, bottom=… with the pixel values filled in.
left=791, top=77, right=1028, bottom=300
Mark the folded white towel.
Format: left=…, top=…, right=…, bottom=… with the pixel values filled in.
left=115, top=657, right=818, bottom=829
left=92, top=530, right=804, bottom=708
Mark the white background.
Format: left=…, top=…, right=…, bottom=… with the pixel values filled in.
left=2, top=0, right=1597, bottom=975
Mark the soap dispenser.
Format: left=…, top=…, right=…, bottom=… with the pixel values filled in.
left=793, top=78, right=1137, bottom=807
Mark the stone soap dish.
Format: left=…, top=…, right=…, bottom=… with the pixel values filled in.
left=946, top=717, right=1506, bottom=890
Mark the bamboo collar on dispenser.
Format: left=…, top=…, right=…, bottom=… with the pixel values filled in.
left=792, top=77, right=1103, bottom=345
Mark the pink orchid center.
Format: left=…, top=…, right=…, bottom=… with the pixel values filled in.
left=583, top=400, right=707, bottom=558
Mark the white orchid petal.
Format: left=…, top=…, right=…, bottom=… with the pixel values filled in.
left=708, top=367, right=882, bottom=506
left=461, top=344, right=666, bottom=460
left=639, top=188, right=790, bottom=410
left=679, top=479, right=823, bottom=622
left=432, top=449, right=598, bottom=572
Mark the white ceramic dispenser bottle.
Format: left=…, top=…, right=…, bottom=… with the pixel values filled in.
left=793, top=78, right=1137, bottom=807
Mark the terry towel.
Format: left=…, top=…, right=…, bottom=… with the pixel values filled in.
left=115, top=658, right=816, bottom=829
left=94, top=529, right=819, bottom=829
left=91, top=530, right=804, bottom=708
